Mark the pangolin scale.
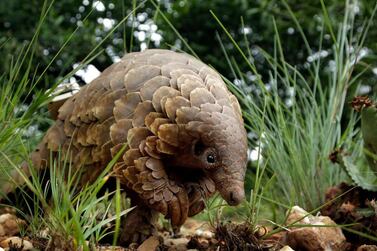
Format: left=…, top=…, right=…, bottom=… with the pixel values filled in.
left=3, top=49, right=248, bottom=243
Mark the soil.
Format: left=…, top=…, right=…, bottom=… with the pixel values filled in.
left=321, top=182, right=377, bottom=249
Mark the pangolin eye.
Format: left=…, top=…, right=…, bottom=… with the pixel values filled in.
left=206, top=153, right=216, bottom=163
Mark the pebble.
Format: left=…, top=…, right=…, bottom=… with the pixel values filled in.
left=280, top=246, right=295, bottom=251
left=0, top=214, right=24, bottom=237
left=137, top=236, right=160, bottom=251
left=285, top=206, right=346, bottom=251
left=164, top=237, right=189, bottom=251
left=0, top=237, right=33, bottom=250
left=357, top=245, right=377, bottom=251
left=194, top=229, right=214, bottom=238
left=95, top=246, right=126, bottom=251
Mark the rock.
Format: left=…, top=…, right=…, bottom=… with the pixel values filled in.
left=164, top=237, right=189, bottom=251
left=280, top=246, right=295, bottom=251
left=357, top=245, right=377, bottom=251
left=164, top=237, right=189, bottom=247
left=0, top=214, right=25, bottom=237
left=137, top=236, right=160, bottom=251
left=180, top=219, right=213, bottom=238
left=194, top=229, right=214, bottom=239
left=0, top=237, right=33, bottom=250
left=285, top=206, right=346, bottom=251
left=96, top=246, right=126, bottom=251
left=167, top=243, right=187, bottom=251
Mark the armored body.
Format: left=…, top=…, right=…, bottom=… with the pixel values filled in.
left=5, top=49, right=248, bottom=243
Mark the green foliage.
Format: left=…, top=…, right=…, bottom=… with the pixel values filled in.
left=361, top=102, right=377, bottom=172
left=339, top=152, right=377, bottom=191
left=0, top=0, right=152, bottom=90
left=158, top=0, right=377, bottom=94
left=1, top=0, right=377, bottom=95
left=336, top=99, right=377, bottom=191
left=0, top=4, right=55, bottom=185
left=3, top=145, right=132, bottom=249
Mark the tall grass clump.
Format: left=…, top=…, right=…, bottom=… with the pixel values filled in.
left=0, top=2, right=55, bottom=188
left=3, top=145, right=132, bottom=250
left=211, top=0, right=375, bottom=218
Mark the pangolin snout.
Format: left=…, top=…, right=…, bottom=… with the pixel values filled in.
left=209, top=167, right=246, bottom=206
left=223, top=182, right=245, bottom=206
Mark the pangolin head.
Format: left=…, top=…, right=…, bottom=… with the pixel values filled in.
left=185, top=110, right=248, bottom=206
left=166, top=70, right=248, bottom=206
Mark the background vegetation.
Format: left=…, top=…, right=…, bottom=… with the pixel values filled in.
left=1, top=0, right=376, bottom=92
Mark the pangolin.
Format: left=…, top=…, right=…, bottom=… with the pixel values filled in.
left=3, top=49, right=248, bottom=243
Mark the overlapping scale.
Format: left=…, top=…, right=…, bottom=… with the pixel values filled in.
left=152, top=86, right=180, bottom=113
left=164, top=96, right=191, bottom=121
left=140, top=76, right=170, bottom=101
left=124, top=65, right=161, bottom=92
left=113, top=92, right=141, bottom=121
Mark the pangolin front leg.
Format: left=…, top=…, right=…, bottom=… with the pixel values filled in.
left=186, top=176, right=216, bottom=216
left=120, top=156, right=189, bottom=226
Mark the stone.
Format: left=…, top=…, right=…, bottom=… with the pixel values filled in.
left=0, top=237, right=33, bottom=250
left=164, top=237, right=189, bottom=247
left=96, top=246, right=126, bottom=251
left=285, top=206, right=346, bottom=251
left=137, top=236, right=160, bottom=251
left=0, top=214, right=25, bottom=237
left=180, top=219, right=213, bottom=238
left=164, top=237, right=189, bottom=251
left=357, top=245, right=377, bottom=251
left=279, top=246, right=295, bottom=251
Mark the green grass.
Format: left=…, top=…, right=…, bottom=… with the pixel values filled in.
left=3, top=145, right=132, bottom=250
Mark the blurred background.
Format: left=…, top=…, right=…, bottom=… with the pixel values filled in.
left=1, top=0, right=376, bottom=95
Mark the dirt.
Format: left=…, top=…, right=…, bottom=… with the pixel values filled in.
left=321, top=182, right=377, bottom=249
